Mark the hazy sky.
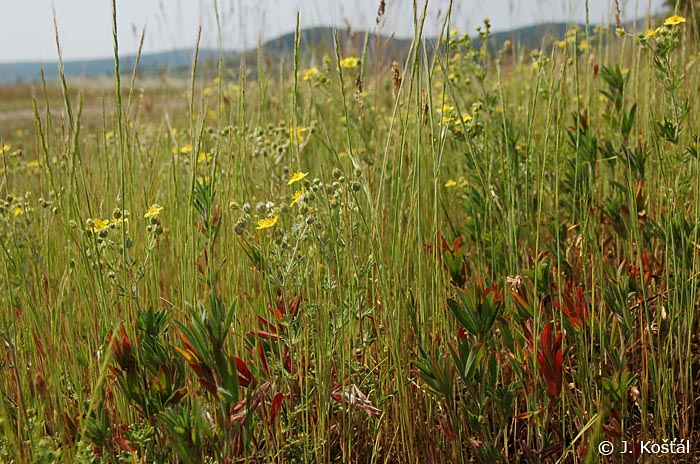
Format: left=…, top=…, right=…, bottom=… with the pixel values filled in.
left=0, top=0, right=665, bottom=63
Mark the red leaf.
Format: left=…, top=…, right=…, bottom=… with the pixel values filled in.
left=114, top=437, right=135, bottom=453
left=270, top=392, right=285, bottom=425
left=538, top=322, right=563, bottom=399
left=256, top=316, right=277, bottom=333
left=288, top=294, right=302, bottom=316
left=257, top=341, right=270, bottom=379
left=250, top=330, right=280, bottom=341
left=554, top=283, right=588, bottom=330
left=234, top=357, right=256, bottom=388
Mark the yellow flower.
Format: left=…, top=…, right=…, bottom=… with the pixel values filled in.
left=645, top=28, right=658, bottom=38
left=440, top=103, right=455, bottom=113
left=289, top=126, right=308, bottom=144
left=203, top=87, right=212, bottom=96
left=91, top=218, right=110, bottom=233
left=288, top=171, right=308, bottom=185
left=256, top=215, right=279, bottom=230
left=1, top=144, right=10, bottom=154
left=340, top=57, right=360, bottom=69
left=105, top=131, right=115, bottom=140
left=615, top=27, right=625, bottom=37
left=13, top=206, right=24, bottom=217
left=444, top=179, right=457, bottom=188
left=664, top=15, right=686, bottom=26
left=290, top=188, right=305, bottom=207
left=26, top=160, right=40, bottom=168
left=197, top=152, right=212, bottom=164
left=144, top=204, right=164, bottom=218
left=303, top=68, right=319, bottom=81
left=180, top=144, right=193, bottom=154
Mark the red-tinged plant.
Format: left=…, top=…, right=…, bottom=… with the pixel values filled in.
left=107, top=321, right=135, bottom=377
left=520, top=318, right=534, bottom=353
left=175, top=297, right=250, bottom=402
left=269, top=392, right=286, bottom=425
left=248, top=291, right=303, bottom=377
left=107, top=310, right=187, bottom=413
left=553, top=280, right=589, bottom=331
left=439, top=234, right=469, bottom=287
left=537, top=322, right=563, bottom=400
left=446, top=276, right=504, bottom=342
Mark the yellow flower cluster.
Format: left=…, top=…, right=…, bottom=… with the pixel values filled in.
left=664, top=15, right=686, bottom=26
left=340, top=57, right=360, bottom=69
left=256, top=215, right=279, bottom=230
left=303, top=68, right=319, bottom=81
left=288, top=171, right=308, bottom=185
left=144, top=204, right=163, bottom=219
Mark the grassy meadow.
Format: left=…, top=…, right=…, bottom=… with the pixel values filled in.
left=1, top=4, right=700, bottom=463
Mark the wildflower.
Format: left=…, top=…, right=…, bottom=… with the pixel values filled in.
left=289, top=126, right=308, bottom=144
left=340, top=57, right=360, bottom=69
left=144, top=204, right=164, bottom=218
left=91, top=218, right=111, bottom=233
left=444, top=179, right=457, bottom=188
left=645, top=27, right=661, bottom=38
left=13, top=206, right=24, bottom=217
left=203, top=87, right=212, bottom=96
left=290, top=188, right=305, bottom=207
left=26, top=160, right=40, bottom=169
left=288, top=171, right=309, bottom=185
left=197, top=152, right=212, bottom=164
left=664, top=15, right=686, bottom=26
left=440, top=103, right=455, bottom=113
left=256, top=215, right=279, bottom=230
left=303, top=68, right=319, bottom=81
left=615, top=27, right=625, bottom=37
left=180, top=144, right=193, bottom=154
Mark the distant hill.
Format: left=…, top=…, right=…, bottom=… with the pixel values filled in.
left=0, top=23, right=583, bottom=84
left=0, top=49, right=221, bottom=84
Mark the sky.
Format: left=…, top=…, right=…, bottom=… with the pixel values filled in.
left=0, top=0, right=666, bottom=64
